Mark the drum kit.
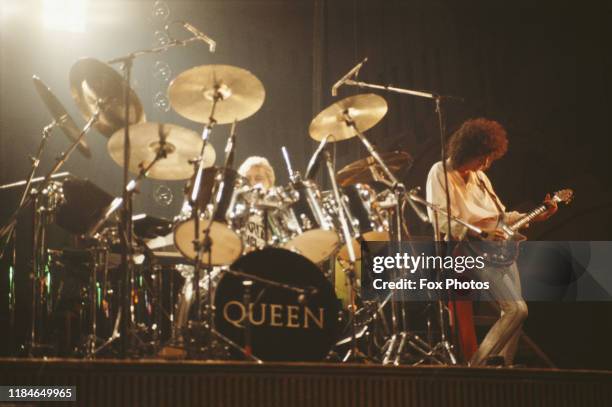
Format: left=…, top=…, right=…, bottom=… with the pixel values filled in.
left=0, top=40, right=465, bottom=365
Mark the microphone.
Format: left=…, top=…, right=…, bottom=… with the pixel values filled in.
left=331, top=57, right=368, bottom=96
left=224, top=120, right=237, bottom=169
left=183, top=22, right=216, bottom=52
left=406, top=187, right=431, bottom=223
left=304, top=135, right=331, bottom=179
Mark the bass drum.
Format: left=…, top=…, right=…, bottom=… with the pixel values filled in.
left=215, top=248, right=339, bottom=361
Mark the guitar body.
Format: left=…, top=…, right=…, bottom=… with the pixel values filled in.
left=463, top=217, right=526, bottom=266
left=460, top=189, right=573, bottom=267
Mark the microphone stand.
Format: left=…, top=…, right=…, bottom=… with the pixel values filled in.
left=341, top=77, right=463, bottom=365
left=106, top=32, right=214, bottom=358
left=107, top=30, right=215, bottom=358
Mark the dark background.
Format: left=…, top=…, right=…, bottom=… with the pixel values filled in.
left=1, top=0, right=611, bottom=368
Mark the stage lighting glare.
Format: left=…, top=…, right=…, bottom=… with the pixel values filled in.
left=42, top=0, right=86, bottom=33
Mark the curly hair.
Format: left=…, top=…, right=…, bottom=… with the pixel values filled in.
left=446, top=118, right=508, bottom=168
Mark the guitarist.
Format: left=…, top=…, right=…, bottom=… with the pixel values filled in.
left=425, top=118, right=558, bottom=366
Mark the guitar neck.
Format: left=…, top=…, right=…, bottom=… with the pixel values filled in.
left=510, top=204, right=547, bottom=231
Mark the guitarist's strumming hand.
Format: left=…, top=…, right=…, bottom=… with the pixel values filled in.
left=533, top=193, right=558, bottom=222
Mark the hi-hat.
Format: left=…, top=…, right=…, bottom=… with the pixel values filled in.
left=168, top=64, right=265, bottom=124
left=337, top=150, right=412, bottom=187
left=309, top=94, right=387, bottom=141
left=33, top=76, right=92, bottom=158
left=107, top=122, right=215, bottom=181
left=70, top=58, right=145, bottom=136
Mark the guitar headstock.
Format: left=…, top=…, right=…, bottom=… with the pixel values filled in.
left=552, top=189, right=574, bottom=205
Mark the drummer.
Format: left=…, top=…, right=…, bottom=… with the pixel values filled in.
left=238, top=156, right=275, bottom=191
left=238, top=156, right=276, bottom=250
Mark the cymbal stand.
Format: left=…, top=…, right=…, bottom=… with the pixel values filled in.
left=339, top=111, right=410, bottom=364
left=321, top=150, right=367, bottom=362
left=86, top=132, right=172, bottom=239
left=189, top=92, right=219, bottom=338
left=188, top=91, right=247, bottom=359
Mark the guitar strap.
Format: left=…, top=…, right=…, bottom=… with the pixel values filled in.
left=475, top=173, right=505, bottom=224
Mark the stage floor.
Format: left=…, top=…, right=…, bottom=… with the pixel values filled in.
left=0, top=358, right=611, bottom=407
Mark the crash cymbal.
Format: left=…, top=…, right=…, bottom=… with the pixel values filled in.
left=168, top=64, right=265, bottom=124
left=70, top=58, right=145, bottom=136
left=33, top=76, right=91, bottom=158
left=337, top=150, right=412, bottom=187
left=107, top=122, right=215, bottom=181
left=309, top=93, right=387, bottom=141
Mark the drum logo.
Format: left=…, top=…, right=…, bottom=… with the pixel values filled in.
left=222, top=301, right=325, bottom=329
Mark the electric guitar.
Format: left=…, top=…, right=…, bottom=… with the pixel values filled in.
left=465, top=189, right=574, bottom=266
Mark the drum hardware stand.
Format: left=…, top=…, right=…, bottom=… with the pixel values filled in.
left=187, top=92, right=263, bottom=361
left=82, top=246, right=110, bottom=358
left=0, top=120, right=55, bottom=354
left=0, top=109, right=100, bottom=356
left=335, top=110, right=409, bottom=364
left=242, top=280, right=253, bottom=358
left=321, top=149, right=368, bottom=362
left=84, top=136, right=171, bottom=357
left=406, top=192, right=485, bottom=364
left=187, top=92, right=222, bottom=357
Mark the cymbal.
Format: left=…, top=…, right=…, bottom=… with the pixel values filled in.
left=168, top=64, right=265, bottom=124
left=33, top=76, right=91, bottom=158
left=70, top=58, right=145, bottom=137
left=309, top=94, right=387, bottom=141
left=337, top=150, right=412, bottom=187
left=107, top=122, right=215, bottom=181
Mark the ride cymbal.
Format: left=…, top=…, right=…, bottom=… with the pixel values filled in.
left=309, top=93, right=387, bottom=141
left=33, top=76, right=91, bottom=158
left=107, top=122, right=215, bottom=181
left=168, top=64, right=265, bottom=124
left=70, top=58, right=145, bottom=136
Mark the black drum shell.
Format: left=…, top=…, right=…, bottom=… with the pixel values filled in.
left=215, top=248, right=339, bottom=361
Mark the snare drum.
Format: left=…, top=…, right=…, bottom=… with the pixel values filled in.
left=267, top=180, right=340, bottom=264
left=173, top=167, right=249, bottom=266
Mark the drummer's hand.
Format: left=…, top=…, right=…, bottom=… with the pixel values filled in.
left=534, top=193, right=558, bottom=222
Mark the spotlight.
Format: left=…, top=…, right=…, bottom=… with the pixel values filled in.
left=42, top=0, right=86, bottom=33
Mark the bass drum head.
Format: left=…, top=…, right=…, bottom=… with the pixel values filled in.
left=215, top=248, right=339, bottom=361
